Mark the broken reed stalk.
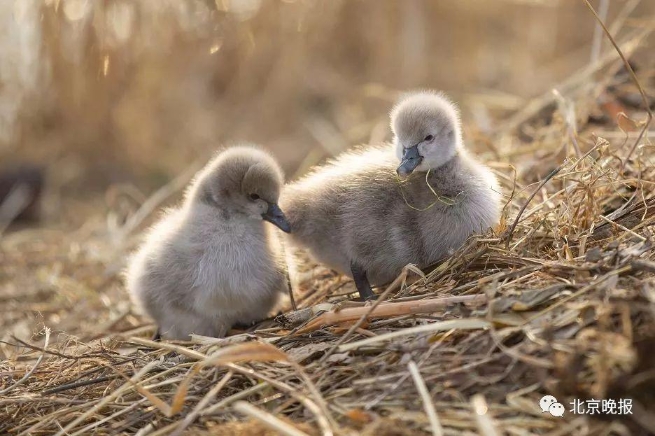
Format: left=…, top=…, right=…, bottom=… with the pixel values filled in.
left=0, top=328, right=50, bottom=395
left=583, top=0, right=653, bottom=167
left=503, top=165, right=562, bottom=248
left=408, top=361, right=444, bottom=436
left=317, top=267, right=411, bottom=364
left=296, top=294, right=487, bottom=334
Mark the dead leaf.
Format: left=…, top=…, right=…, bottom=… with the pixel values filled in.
left=511, top=285, right=566, bottom=311
left=286, top=342, right=332, bottom=363
left=325, top=352, right=352, bottom=364
left=204, top=341, right=289, bottom=366
left=617, top=112, right=640, bottom=133
left=345, top=408, right=373, bottom=424
left=491, top=285, right=565, bottom=312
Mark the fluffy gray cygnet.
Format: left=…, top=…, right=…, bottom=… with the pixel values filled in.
left=281, top=91, right=501, bottom=300
left=125, top=146, right=291, bottom=340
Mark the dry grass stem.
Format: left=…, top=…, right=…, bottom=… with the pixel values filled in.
left=408, top=361, right=444, bottom=436
left=233, top=401, right=312, bottom=436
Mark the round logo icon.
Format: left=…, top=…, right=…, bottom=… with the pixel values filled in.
left=549, top=402, right=565, bottom=417
left=539, top=395, right=558, bottom=413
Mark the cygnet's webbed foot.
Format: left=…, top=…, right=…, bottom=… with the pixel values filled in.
left=351, top=262, right=377, bottom=301
left=151, top=328, right=161, bottom=342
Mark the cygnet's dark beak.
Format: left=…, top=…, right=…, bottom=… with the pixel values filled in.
left=396, top=144, right=423, bottom=177
left=262, top=203, right=291, bottom=233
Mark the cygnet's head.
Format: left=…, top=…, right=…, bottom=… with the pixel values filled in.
left=190, top=145, right=291, bottom=233
left=391, top=91, right=463, bottom=177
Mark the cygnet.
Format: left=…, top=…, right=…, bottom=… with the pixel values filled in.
left=281, top=91, right=500, bottom=300
left=125, top=146, right=291, bottom=340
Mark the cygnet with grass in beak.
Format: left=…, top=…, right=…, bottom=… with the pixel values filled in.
left=281, top=91, right=500, bottom=300
left=126, top=146, right=291, bottom=340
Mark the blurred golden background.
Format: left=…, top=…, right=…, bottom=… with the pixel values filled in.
left=2, top=0, right=653, bottom=215
left=3, top=3, right=655, bottom=434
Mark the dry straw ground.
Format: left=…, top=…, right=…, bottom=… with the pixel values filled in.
left=3, top=4, right=655, bottom=436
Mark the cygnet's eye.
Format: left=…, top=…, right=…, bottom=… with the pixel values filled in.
left=424, top=134, right=434, bottom=141
left=249, top=193, right=260, bottom=201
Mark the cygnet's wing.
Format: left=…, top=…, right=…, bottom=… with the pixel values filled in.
left=280, top=145, right=395, bottom=272
left=125, top=208, right=192, bottom=318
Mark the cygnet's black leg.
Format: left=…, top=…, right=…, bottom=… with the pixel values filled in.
left=351, top=262, right=376, bottom=301
left=232, top=320, right=257, bottom=330
left=151, top=328, right=161, bottom=342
